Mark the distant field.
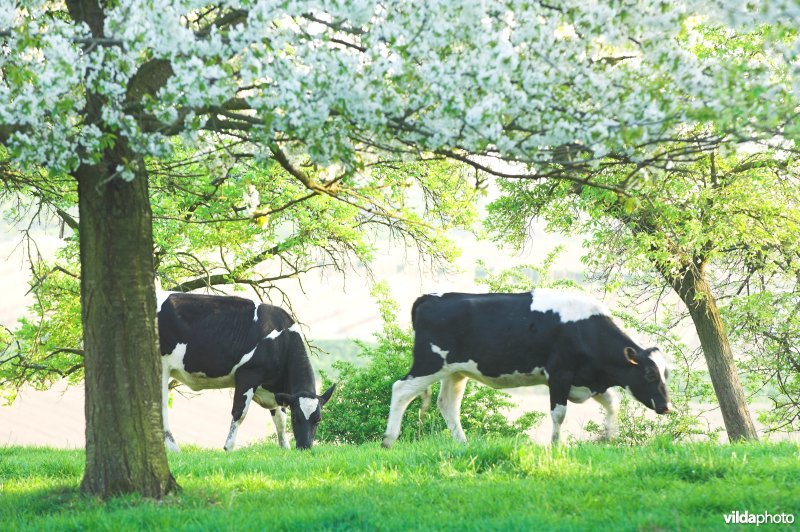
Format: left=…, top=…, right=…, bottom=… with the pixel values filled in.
left=308, top=338, right=365, bottom=378
left=1, top=438, right=798, bottom=530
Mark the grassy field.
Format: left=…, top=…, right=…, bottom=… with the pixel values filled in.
left=1, top=437, right=798, bottom=531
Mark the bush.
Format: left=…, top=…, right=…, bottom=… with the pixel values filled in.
left=317, top=284, right=542, bottom=444
left=584, top=392, right=719, bottom=446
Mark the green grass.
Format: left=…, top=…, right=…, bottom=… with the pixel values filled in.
left=1, top=438, right=798, bottom=530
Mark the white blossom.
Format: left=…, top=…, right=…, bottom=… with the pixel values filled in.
left=0, top=0, right=796, bottom=176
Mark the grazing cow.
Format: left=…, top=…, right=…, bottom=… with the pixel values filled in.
left=157, top=292, right=335, bottom=451
left=382, top=290, right=671, bottom=447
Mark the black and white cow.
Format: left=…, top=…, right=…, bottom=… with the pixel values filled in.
left=157, top=292, right=335, bottom=451
left=382, top=289, right=671, bottom=447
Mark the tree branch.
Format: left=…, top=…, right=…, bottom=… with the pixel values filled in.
left=126, top=59, right=174, bottom=105
left=55, top=208, right=79, bottom=232
left=196, top=9, right=248, bottom=38
left=166, top=242, right=287, bottom=292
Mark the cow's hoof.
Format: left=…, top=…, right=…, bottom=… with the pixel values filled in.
left=381, top=437, right=394, bottom=449
left=223, top=445, right=233, bottom=452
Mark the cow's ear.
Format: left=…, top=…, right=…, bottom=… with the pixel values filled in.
left=624, top=347, right=639, bottom=366
left=319, top=383, right=336, bottom=406
left=275, top=393, right=295, bottom=406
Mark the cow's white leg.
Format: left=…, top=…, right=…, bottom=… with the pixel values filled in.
left=224, top=387, right=255, bottom=452
left=437, top=374, right=468, bottom=444
left=418, top=386, right=433, bottom=421
left=382, top=374, right=439, bottom=448
left=551, top=404, right=567, bottom=445
left=271, top=408, right=290, bottom=449
left=593, top=389, right=620, bottom=440
left=162, top=364, right=180, bottom=452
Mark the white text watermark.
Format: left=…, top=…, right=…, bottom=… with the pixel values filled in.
left=724, top=511, right=795, bottom=526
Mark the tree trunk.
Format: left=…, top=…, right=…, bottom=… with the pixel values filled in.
left=63, top=0, right=177, bottom=498
left=77, top=162, right=178, bottom=497
left=671, top=265, right=758, bottom=441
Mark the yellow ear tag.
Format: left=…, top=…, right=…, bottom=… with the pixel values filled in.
left=624, top=348, right=639, bottom=365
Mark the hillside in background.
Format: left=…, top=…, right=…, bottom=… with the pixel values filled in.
left=2, top=218, right=797, bottom=447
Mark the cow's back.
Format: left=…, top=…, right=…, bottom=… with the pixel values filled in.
left=159, top=293, right=284, bottom=378
left=411, top=292, right=568, bottom=377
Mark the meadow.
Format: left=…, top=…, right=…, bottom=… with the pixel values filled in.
left=1, top=437, right=798, bottom=531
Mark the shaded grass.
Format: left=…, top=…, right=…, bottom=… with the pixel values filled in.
left=1, top=438, right=798, bottom=530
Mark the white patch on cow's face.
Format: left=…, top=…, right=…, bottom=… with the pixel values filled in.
left=156, top=291, right=174, bottom=313
left=253, top=303, right=260, bottom=322
left=568, top=385, right=595, bottom=403
left=529, top=288, right=609, bottom=323
left=430, top=343, right=449, bottom=360
left=299, top=397, right=319, bottom=420
left=648, top=349, right=668, bottom=384
left=265, top=329, right=282, bottom=340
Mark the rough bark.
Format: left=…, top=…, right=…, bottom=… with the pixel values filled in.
left=77, top=160, right=178, bottom=497
left=670, top=265, right=759, bottom=441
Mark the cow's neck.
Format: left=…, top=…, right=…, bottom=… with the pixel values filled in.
left=287, top=350, right=316, bottom=395
left=590, top=328, right=644, bottom=385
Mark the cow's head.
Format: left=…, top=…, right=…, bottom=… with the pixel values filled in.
left=275, top=384, right=336, bottom=449
left=622, top=347, right=672, bottom=414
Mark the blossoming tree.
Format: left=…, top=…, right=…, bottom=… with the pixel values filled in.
left=1, top=0, right=797, bottom=497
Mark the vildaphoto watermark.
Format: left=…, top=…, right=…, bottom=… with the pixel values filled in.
left=724, top=511, right=795, bottom=526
